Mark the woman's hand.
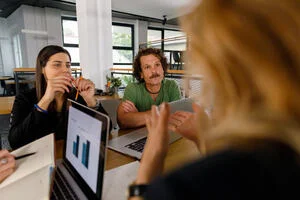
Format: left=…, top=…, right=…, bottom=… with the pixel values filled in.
left=169, top=103, right=211, bottom=151
left=75, top=78, right=96, bottom=107
left=38, top=73, right=73, bottom=110
left=169, top=111, right=197, bottom=142
left=43, top=73, right=73, bottom=102
left=135, top=103, right=170, bottom=184
left=0, top=150, right=16, bottom=183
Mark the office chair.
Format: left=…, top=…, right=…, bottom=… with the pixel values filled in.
left=100, top=99, right=121, bottom=130
left=1, top=78, right=16, bottom=96
left=172, top=51, right=182, bottom=70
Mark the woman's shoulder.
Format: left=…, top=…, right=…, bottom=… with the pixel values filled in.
left=15, top=88, right=37, bottom=104
left=147, top=143, right=300, bottom=199
left=175, top=142, right=300, bottom=178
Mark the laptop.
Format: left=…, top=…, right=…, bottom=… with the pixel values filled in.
left=51, top=99, right=110, bottom=200
left=108, top=98, right=193, bottom=159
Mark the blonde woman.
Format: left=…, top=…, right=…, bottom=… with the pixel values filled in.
left=128, top=0, right=300, bottom=199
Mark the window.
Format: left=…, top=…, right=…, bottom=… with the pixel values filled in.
left=147, top=28, right=186, bottom=69
left=147, top=29, right=162, bottom=49
left=112, top=23, right=134, bottom=68
left=147, top=28, right=186, bottom=51
left=164, top=30, right=186, bottom=51
left=62, top=17, right=80, bottom=67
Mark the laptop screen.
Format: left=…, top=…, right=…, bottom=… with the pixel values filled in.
left=64, top=99, right=110, bottom=199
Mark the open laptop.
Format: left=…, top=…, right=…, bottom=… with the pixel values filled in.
left=108, top=98, right=193, bottom=160
left=51, top=99, right=110, bottom=200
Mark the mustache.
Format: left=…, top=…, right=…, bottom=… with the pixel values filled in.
left=149, top=73, right=160, bottom=79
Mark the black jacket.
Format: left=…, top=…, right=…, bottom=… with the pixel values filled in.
left=145, top=140, right=300, bottom=200
left=9, top=88, right=110, bottom=149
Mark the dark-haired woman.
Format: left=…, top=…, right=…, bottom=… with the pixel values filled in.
left=9, top=45, right=109, bottom=149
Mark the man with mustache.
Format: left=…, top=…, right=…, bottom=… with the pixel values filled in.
left=117, top=48, right=181, bottom=129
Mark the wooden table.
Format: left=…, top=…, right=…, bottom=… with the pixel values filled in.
left=95, top=94, right=121, bottom=101
left=0, top=96, right=15, bottom=114
left=0, top=95, right=118, bottom=115
left=55, top=129, right=199, bottom=173
left=0, top=76, right=13, bottom=81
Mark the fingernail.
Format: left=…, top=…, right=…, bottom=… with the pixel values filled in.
left=156, top=106, right=160, bottom=116
left=161, top=102, right=165, bottom=110
left=1, top=158, right=8, bottom=164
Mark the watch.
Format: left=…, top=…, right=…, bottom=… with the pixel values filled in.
left=127, top=184, right=148, bottom=198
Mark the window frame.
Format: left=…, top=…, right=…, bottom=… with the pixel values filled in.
left=148, top=27, right=186, bottom=69
left=112, top=22, right=134, bottom=66
left=147, top=27, right=185, bottom=49
left=61, top=16, right=80, bottom=67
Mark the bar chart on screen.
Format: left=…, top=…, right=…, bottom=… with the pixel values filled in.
left=73, top=135, right=80, bottom=157
left=81, top=140, right=90, bottom=168
left=66, top=106, right=103, bottom=191
left=72, top=135, right=91, bottom=169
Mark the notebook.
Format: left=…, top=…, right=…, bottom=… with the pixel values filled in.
left=0, top=134, right=55, bottom=200
left=108, top=98, right=193, bottom=159
left=51, top=99, right=110, bottom=200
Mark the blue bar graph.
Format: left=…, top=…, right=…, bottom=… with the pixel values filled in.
left=72, top=135, right=79, bottom=157
left=81, top=140, right=90, bottom=168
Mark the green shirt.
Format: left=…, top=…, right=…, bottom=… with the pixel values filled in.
left=122, top=79, right=181, bottom=112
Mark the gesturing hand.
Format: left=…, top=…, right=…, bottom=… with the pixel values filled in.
left=136, top=103, right=170, bottom=184
left=168, top=103, right=211, bottom=150
left=43, top=73, right=73, bottom=102
left=169, top=111, right=197, bottom=141
left=145, top=103, right=170, bottom=152
left=74, top=78, right=96, bottom=107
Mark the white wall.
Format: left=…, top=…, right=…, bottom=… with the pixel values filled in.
left=19, top=5, right=64, bottom=67
left=0, top=18, right=15, bottom=76
left=3, top=5, right=66, bottom=70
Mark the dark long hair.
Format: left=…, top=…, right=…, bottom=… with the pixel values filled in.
left=35, top=45, right=71, bottom=101
left=133, top=48, right=168, bottom=83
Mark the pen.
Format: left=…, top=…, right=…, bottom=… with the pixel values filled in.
left=71, top=81, right=77, bottom=90
left=75, top=76, right=83, bottom=101
left=15, top=152, right=36, bottom=160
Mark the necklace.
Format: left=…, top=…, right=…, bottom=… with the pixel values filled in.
left=145, top=86, right=161, bottom=94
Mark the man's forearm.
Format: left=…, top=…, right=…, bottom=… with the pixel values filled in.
left=118, top=111, right=150, bottom=129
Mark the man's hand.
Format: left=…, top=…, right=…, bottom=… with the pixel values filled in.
left=121, top=100, right=138, bottom=113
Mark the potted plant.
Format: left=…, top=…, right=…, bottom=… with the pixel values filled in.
left=106, top=75, right=122, bottom=94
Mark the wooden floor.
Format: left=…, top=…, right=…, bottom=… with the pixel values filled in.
left=0, top=96, right=15, bottom=115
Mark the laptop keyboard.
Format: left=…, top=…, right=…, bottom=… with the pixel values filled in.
left=125, top=137, right=147, bottom=153
left=51, top=167, right=80, bottom=200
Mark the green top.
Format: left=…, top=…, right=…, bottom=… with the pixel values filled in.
left=122, top=79, right=181, bottom=112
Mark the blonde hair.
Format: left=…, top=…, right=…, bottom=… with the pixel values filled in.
left=181, top=0, right=300, bottom=154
